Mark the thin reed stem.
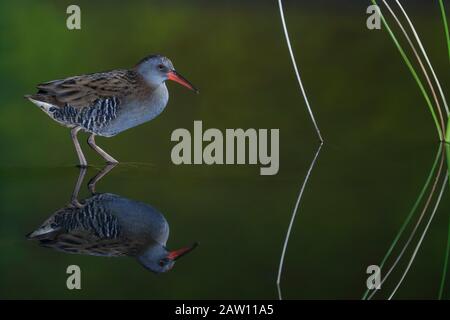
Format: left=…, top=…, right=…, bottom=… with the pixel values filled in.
left=371, top=0, right=443, bottom=140
left=362, top=145, right=442, bottom=300
left=439, top=202, right=450, bottom=299
left=439, top=144, right=450, bottom=299
left=439, top=220, right=450, bottom=299
left=366, top=144, right=444, bottom=300
left=277, top=142, right=322, bottom=300
left=439, top=0, right=450, bottom=62
left=277, top=0, right=323, bottom=142
left=447, top=123, right=450, bottom=143
left=383, top=0, right=446, bottom=136
left=439, top=0, right=450, bottom=142
left=396, top=0, right=449, bottom=116
left=389, top=174, right=448, bottom=299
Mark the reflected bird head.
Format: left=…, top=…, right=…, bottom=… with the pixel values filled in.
left=137, top=242, right=198, bottom=273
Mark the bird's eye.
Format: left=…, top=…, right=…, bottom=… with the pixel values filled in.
left=158, top=64, right=164, bottom=70
left=159, top=260, right=165, bottom=266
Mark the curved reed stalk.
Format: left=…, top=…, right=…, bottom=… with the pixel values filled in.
left=440, top=1, right=450, bottom=296
left=371, top=0, right=443, bottom=140
left=396, top=0, right=449, bottom=116
left=439, top=144, right=450, bottom=299
left=383, top=0, right=446, bottom=136
left=439, top=0, right=450, bottom=62
left=362, top=145, right=442, bottom=300
left=277, top=0, right=323, bottom=142
left=447, top=121, right=450, bottom=144
left=366, top=145, right=445, bottom=300
left=389, top=173, right=448, bottom=299
left=276, top=142, right=322, bottom=300
left=439, top=216, right=450, bottom=299
left=440, top=0, right=450, bottom=142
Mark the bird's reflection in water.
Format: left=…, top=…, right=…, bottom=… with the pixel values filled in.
left=27, top=164, right=198, bottom=273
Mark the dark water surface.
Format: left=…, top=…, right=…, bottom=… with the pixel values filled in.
left=0, top=1, right=449, bottom=299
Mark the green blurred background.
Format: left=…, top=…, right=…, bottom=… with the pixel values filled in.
left=0, top=0, right=449, bottom=299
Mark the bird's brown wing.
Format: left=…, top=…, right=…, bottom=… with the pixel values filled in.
left=39, top=231, right=142, bottom=257
left=29, top=69, right=141, bottom=109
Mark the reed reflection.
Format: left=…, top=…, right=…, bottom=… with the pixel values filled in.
left=363, top=143, right=448, bottom=300
left=276, top=142, right=323, bottom=299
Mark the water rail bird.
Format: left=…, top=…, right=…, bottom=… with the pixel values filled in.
left=27, top=165, right=198, bottom=273
left=25, top=55, right=198, bottom=167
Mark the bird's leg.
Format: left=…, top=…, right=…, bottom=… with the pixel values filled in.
left=87, top=134, right=119, bottom=164
left=71, top=126, right=87, bottom=167
left=88, top=163, right=117, bottom=194
left=71, top=166, right=87, bottom=207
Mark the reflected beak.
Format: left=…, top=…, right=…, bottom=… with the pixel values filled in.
left=167, top=70, right=199, bottom=94
left=167, top=242, right=199, bottom=261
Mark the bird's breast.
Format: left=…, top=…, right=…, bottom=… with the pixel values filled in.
left=98, top=84, right=169, bottom=137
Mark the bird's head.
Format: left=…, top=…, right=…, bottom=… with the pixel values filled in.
left=135, top=54, right=199, bottom=93
left=137, top=242, right=198, bottom=273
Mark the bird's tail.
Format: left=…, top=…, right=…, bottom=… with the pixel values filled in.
left=24, top=94, right=61, bottom=119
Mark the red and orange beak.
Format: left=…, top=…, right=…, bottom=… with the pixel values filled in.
left=167, top=70, right=199, bottom=94
left=167, top=242, right=199, bottom=261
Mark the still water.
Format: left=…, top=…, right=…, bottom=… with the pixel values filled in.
left=0, top=1, right=449, bottom=299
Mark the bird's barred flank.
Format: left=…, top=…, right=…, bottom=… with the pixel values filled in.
left=50, top=97, right=119, bottom=132
left=28, top=164, right=197, bottom=273
left=53, top=197, right=121, bottom=239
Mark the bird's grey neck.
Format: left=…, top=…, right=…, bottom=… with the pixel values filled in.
left=142, top=83, right=168, bottom=117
